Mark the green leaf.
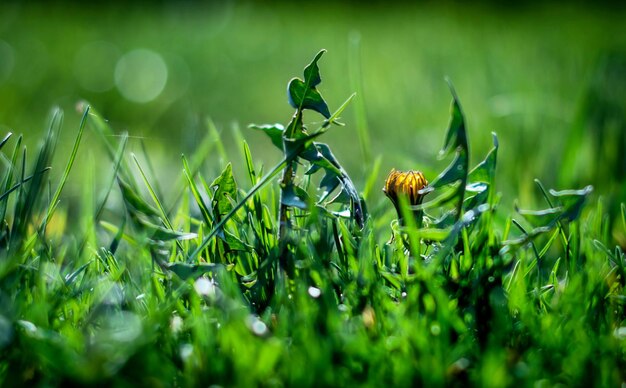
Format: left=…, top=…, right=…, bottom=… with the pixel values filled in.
left=304, top=142, right=363, bottom=225
left=210, top=163, right=238, bottom=220
left=303, top=50, right=325, bottom=87
left=548, top=185, right=593, bottom=222
left=287, top=50, right=331, bottom=118
left=217, top=228, right=251, bottom=252
left=318, top=170, right=341, bottom=201
left=468, top=132, right=498, bottom=183
left=515, top=206, right=563, bottom=228
left=166, top=262, right=221, bottom=280
left=462, top=184, right=489, bottom=211
left=281, top=183, right=309, bottom=210
left=189, top=131, right=324, bottom=261
left=243, top=141, right=257, bottom=185
left=515, top=185, right=593, bottom=229
left=300, top=143, right=342, bottom=176
left=145, top=221, right=198, bottom=242
left=430, top=152, right=468, bottom=189
left=249, top=123, right=284, bottom=150
left=117, top=177, right=160, bottom=218
left=288, top=79, right=331, bottom=118
left=440, top=80, right=468, bottom=157
left=430, top=203, right=491, bottom=265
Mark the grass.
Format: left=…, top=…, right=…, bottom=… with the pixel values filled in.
left=1, top=49, right=625, bottom=387
left=2, top=2, right=626, bottom=207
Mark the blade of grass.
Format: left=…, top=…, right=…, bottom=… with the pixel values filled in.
left=0, top=132, right=11, bottom=151
left=42, top=106, right=89, bottom=227
left=348, top=32, right=372, bottom=166
left=182, top=154, right=213, bottom=227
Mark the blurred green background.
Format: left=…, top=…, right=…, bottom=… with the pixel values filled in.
left=0, top=1, right=625, bottom=227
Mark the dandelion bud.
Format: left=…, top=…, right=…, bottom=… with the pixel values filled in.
left=383, top=169, right=428, bottom=207
left=383, top=169, right=429, bottom=226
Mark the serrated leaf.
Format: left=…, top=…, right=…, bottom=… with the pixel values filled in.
left=548, top=185, right=593, bottom=222
left=287, top=50, right=331, bottom=118
left=516, top=205, right=563, bottom=228
left=249, top=123, right=284, bottom=150
left=516, top=185, right=593, bottom=229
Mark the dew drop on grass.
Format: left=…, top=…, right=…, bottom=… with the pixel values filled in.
left=246, top=315, right=268, bottom=336
left=180, top=343, right=193, bottom=361
left=194, top=277, right=215, bottom=297
left=252, top=320, right=268, bottom=336
left=308, top=286, right=321, bottom=298
left=170, top=315, right=183, bottom=334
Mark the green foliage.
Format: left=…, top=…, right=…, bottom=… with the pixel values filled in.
left=287, top=50, right=331, bottom=119
left=0, top=51, right=625, bottom=387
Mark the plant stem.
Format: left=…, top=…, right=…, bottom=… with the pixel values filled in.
left=277, top=110, right=302, bottom=249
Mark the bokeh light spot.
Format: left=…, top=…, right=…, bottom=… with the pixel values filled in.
left=115, top=49, right=168, bottom=103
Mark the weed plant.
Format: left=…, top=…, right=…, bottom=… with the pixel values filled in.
left=0, top=51, right=624, bottom=387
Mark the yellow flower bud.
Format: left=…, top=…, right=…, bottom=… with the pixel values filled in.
left=383, top=169, right=429, bottom=208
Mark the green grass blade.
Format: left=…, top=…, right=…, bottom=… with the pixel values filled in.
left=0, top=134, right=22, bottom=222
left=348, top=32, right=372, bottom=166
left=182, top=154, right=213, bottom=227
left=43, top=106, right=89, bottom=226
left=132, top=153, right=174, bottom=231
left=0, top=132, right=11, bottom=151
left=11, top=108, right=61, bottom=247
